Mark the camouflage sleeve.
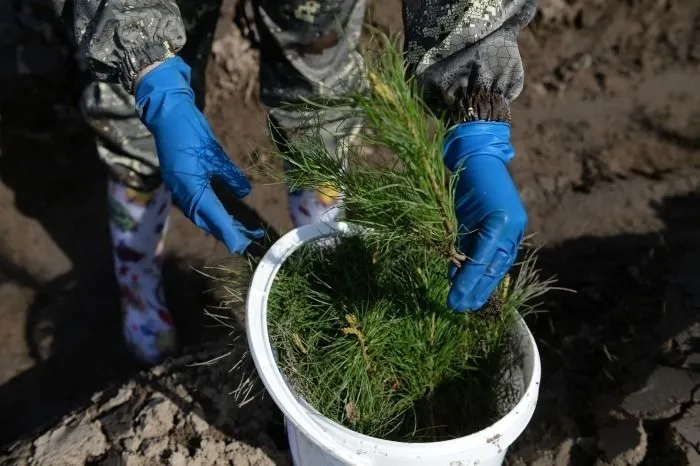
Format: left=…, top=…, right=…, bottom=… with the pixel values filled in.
left=403, top=0, right=537, bottom=124
left=52, top=0, right=187, bottom=93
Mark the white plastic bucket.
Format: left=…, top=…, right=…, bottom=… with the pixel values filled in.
left=246, top=222, right=541, bottom=466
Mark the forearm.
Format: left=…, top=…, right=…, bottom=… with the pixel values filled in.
left=403, top=0, right=537, bottom=124
left=57, top=0, right=186, bottom=92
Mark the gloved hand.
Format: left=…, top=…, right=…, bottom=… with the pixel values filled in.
left=443, top=121, right=528, bottom=312
left=135, top=57, right=263, bottom=254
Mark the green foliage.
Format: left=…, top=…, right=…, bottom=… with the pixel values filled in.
left=275, top=33, right=463, bottom=263
left=268, top=236, right=551, bottom=439
left=249, top=33, right=555, bottom=440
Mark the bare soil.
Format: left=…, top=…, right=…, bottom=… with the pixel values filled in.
left=2, top=0, right=700, bottom=464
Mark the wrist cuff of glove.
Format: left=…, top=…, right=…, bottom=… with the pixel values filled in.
left=135, top=56, right=195, bottom=123
left=443, top=121, right=514, bottom=172
left=135, top=56, right=193, bottom=101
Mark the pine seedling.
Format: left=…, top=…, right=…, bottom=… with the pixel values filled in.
left=274, top=33, right=464, bottom=265
left=245, top=32, right=554, bottom=440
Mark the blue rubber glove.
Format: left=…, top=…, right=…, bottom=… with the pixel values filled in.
left=443, top=121, right=528, bottom=312
left=135, top=57, right=263, bottom=254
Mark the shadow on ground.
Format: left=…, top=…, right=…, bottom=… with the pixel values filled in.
left=518, top=191, right=700, bottom=462
left=0, top=0, right=282, bottom=454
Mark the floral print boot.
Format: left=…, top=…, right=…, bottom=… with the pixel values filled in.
left=108, top=179, right=177, bottom=365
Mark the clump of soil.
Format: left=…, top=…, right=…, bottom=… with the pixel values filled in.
left=2, top=344, right=289, bottom=466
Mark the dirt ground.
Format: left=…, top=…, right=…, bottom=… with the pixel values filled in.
left=1, top=0, right=700, bottom=464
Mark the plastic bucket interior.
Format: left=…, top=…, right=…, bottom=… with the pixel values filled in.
left=246, top=222, right=542, bottom=466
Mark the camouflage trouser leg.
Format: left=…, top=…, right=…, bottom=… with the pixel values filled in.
left=80, top=82, right=162, bottom=192
left=252, top=0, right=535, bottom=142
left=252, top=0, right=367, bottom=159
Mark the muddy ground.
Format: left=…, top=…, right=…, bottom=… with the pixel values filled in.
left=1, top=0, right=700, bottom=464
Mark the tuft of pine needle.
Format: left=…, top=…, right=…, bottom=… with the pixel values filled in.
left=272, top=32, right=463, bottom=264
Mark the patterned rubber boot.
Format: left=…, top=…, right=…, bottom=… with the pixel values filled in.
left=107, top=179, right=177, bottom=365
left=288, top=186, right=343, bottom=228
left=280, top=112, right=361, bottom=229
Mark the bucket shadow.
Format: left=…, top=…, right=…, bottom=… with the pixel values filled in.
left=515, top=192, right=700, bottom=462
